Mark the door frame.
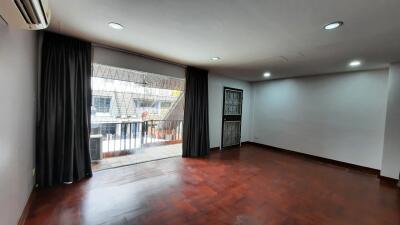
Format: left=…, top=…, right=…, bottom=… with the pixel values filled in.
left=221, top=87, right=243, bottom=149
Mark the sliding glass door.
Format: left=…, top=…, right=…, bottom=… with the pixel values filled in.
left=89, top=63, right=185, bottom=171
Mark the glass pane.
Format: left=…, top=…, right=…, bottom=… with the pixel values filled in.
left=223, top=121, right=241, bottom=147
left=224, top=90, right=242, bottom=115
left=90, top=63, right=185, bottom=171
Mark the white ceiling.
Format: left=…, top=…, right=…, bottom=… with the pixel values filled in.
left=48, top=0, right=400, bottom=81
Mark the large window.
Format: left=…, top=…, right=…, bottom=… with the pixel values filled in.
left=89, top=63, right=185, bottom=170
left=93, top=96, right=111, bottom=113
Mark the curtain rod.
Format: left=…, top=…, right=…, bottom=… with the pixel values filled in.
left=92, top=43, right=187, bottom=69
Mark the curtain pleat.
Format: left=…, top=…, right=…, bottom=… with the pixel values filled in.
left=182, top=67, right=210, bottom=157
left=36, top=32, right=92, bottom=187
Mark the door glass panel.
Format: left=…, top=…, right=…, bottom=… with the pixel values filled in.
left=224, top=90, right=242, bottom=115
left=223, top=121, right=241, bottom=147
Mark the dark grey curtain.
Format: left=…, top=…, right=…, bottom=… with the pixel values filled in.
left=36, top=32, right=92, bottom=187
left=182, top=67, right=210, bottom=157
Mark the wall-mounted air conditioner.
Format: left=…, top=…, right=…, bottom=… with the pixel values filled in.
left=0, top=0, right=51, bottom=30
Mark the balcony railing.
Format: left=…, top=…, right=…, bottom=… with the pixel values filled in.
left=90, top=120, right=183, bottom=159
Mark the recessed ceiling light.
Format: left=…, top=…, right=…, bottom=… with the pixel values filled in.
left=108, top=22, right=124, bottom=30
left=263, top=72, right=271, bottom=78
left=211, top=57, right=221, bottom=61
left=349, top=60, right=362, bottom=67
left=323, top=21, right=343, bottom=30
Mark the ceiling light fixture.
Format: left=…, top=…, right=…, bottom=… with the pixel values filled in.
left=323, top=21, right=343, bottom=30
left=263, top=72, right=271, bottom=78
left=211, top=57, right=221, bottom=61
left=349, top=60, right=362, bottom=67
left=108, top=22, right=124, bottom=30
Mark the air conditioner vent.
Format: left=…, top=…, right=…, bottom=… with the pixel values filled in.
left=14, top=1, right=31, bottom=24
left=15, top=0, right=47, bottom=25
left=0, top=0, right=50, bottom=30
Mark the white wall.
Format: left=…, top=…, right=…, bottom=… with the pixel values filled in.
left=208, top=73, right=252, bottom=148
left=93, top=46, right=185, bottom=79
left=0, top=27, right=37, bottom=224
left=381, top=63, right=400, bottom=179
left=251, top=70, right=388, bottom=169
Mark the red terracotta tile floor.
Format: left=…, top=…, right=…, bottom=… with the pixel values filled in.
left=24, top=144, right=400, bottom=225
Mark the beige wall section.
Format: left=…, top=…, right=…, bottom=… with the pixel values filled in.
left=250, top=70, right=388, bottom=169
left=93, top=46, right=185, bottom=79
left=0, top=26, right=37, bottom=225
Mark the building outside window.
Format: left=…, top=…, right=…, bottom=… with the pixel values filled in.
left=93, top=96, right=111, bottom=113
